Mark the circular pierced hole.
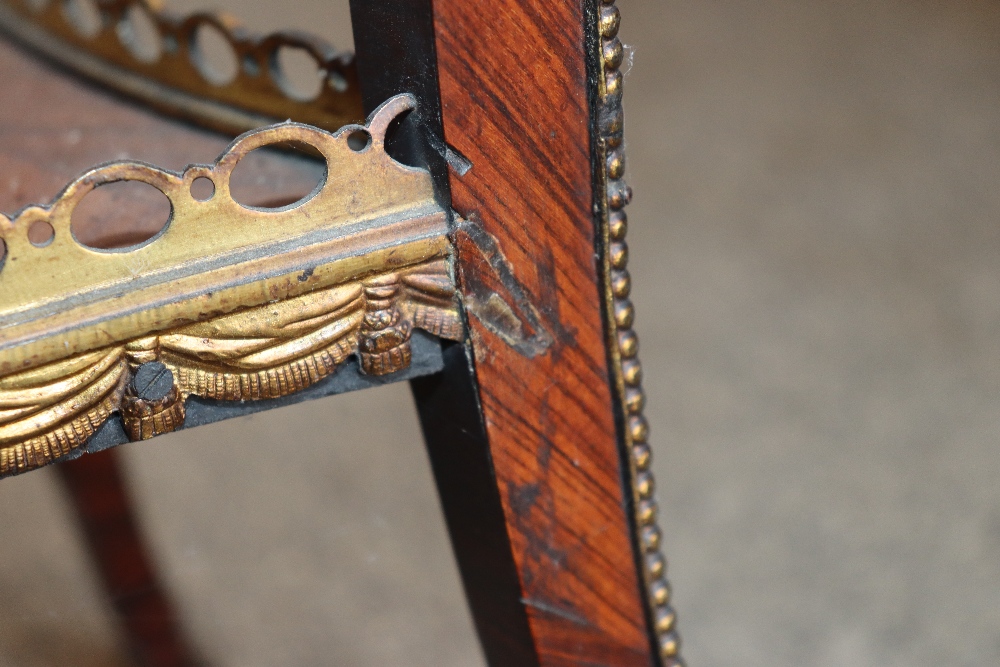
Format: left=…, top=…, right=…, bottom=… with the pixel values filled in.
left=229, top=142, right=326, bottom=210
left=62, top=0, right=103, bottom=38
left=117, top=4, right=162, bottom=63
left=272, top=45, right=323, bottom=102
left=347, top=129, right=371, bottom=152
left=190, top=177, right=215, bottom=201
left=28, top=221, right=54, bottom=247
left=71, top=181, right=171, bottom=250
left=191, top=22, right=238, bottom=86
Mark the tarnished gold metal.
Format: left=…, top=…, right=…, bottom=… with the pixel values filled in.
left=0, top=0, right=363, bottom=134
left=592, top=1, right=684, bottom=664
left=0, top=94, right=462, bottom=478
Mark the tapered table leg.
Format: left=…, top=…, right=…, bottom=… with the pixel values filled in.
left=57, top=449, right=201, bottom=667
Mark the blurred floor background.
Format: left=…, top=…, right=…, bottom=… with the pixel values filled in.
left=2, top=0, right=1000, bottom=665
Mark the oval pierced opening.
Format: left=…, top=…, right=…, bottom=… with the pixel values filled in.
left=28, top=221, right=54, bottom=247
left=272, top=45, right=323, bottom=102
left=71, top=181, right=172, bottom=250
left=117, top=4, right=162, bottom=63
left=229, top=142, right=326, bottom=210
left=62, top=0, right=103, bottom=38
left=191, top=22, right=238, bottom=86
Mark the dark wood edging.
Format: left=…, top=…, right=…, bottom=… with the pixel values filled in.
left=351, top=1, right=541, bottom=664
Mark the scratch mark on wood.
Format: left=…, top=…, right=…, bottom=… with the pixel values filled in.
left=521, top=597, right=592, bottom=627
left=454, top=217, right=554, bottom=357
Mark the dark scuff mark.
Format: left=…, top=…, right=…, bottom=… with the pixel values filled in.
left=454, top=217, right=554, bottom=358
left=507, top=478, right=567, bottom=591
left=297, top=267, right=315, bottom=282
left=498, top=354, right=572, bottom=593
left=534, top=245, right=578, bottom=356
left=509, top=482, right=541, bottom=518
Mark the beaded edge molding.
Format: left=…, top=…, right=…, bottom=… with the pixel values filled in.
left=0, top=0, right=364, bottom=134
left=593, top=2, right=684, bottom=664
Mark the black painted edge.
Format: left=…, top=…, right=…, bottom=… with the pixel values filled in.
left=350, top=1, right=540, bottom=665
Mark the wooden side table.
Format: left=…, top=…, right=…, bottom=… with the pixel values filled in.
left=0, top=1, right=680, bottom=664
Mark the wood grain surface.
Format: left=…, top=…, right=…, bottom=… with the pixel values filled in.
left=433, top=1, right=656, bottom=663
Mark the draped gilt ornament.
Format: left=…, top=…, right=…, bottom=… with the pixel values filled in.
left=0, top=95, right=462, bottom=478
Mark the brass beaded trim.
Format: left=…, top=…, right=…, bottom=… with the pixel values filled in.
left=0, top=0, right=363, bottom=134
left=593, top=1, right=683, bottom=664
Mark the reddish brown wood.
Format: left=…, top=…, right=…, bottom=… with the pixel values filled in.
left=433, top=1, right=656, bottom=664
left=57, top=449, right=200, bottom=667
